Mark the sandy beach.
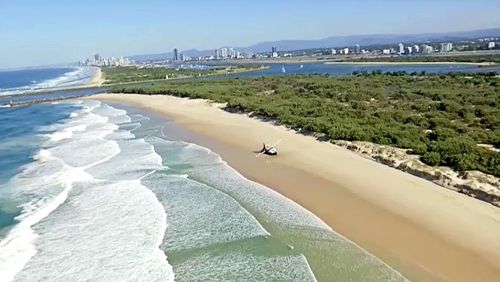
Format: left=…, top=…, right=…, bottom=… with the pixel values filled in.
left=12, top=67, right=105, bottom=95
left=88, top=67, right=104, bottom=87
left=91, top=93, right=500, bottom=282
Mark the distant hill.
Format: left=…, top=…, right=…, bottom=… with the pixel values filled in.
left=128, top=49, right=213, bottom=61
left=128, top=27, right=500, bottom=61
left=239, top=28, right=500, bottom=53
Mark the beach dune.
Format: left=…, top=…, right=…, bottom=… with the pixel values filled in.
left=91, top=93, right=500, bottom=282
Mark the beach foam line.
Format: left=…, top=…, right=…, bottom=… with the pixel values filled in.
left=172, top=138, right=407, bottom=280
left=13, top=103, right=173, bottom=280
left=0, top=67, right=97, bottom=97
left=145, top=171, right=317, bottom=281
left=177, top=140, right=331, bottom=229
left=143, top=136, right=321, bottom=279
left=13, top=179, right=174, bottom=282
left=1, top=101, right=175, bottom=281
left=0, top=151, right=93, bottom=282
left=48, top=124, right=86, bottom=142
left=104, top=100, right=404, bottom=280
left=0, top=187, right=70, bottom=282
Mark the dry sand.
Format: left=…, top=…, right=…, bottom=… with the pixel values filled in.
left=88, top=67, right=104, bottom=87
left=91, top=93, right=500, bottom=282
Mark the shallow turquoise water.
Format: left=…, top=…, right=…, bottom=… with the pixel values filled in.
left=0, top=100, right=405, bottom=281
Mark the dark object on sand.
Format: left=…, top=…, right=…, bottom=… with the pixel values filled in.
left=260, top=143, right=278, bottom=156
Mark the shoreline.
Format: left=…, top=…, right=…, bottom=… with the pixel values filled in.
left=229, top=58, right=497, bottom=66
left=0, top=67, right=104, bottom=99
left=324, top=61, right=496, bottom=66
left=89, top=93, right=500, bottom=281
left=88, top=66, right=104, bottom=87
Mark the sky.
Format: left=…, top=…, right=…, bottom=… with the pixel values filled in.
left=1, top=0, right=500, bottom=68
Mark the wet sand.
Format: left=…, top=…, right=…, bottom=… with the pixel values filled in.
left=90, top=93, right=500, bottom=282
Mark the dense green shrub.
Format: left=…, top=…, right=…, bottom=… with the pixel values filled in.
left=112, top=72, right=500, bottom=176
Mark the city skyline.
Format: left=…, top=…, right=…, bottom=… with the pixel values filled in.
left=1, top=0, right=500, bottom=68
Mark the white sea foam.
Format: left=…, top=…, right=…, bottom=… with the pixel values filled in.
left=179, top=141, right=331, bottom=229
left=142, top=173, right=269, bottom=253
left=14, top=179, right=174, bottom=282
left=1, top=99, right=404, bottom=281
left=148, top=138, right=329, bottom=229
left=32, top=149, right=51, bottom=162
left=0, top=67, right=98, bottom=96
left=0, top=151, right=92, bottom=282
left=0, top=101, right=174, bottom=282
left=173, top=250, right=316, bottom=281
left=181, top=142, right=406, bottom=280
left=86, top=138, right=163, bottom=181
left=48, top=124, right=86, bottom=142
left=141, top=137, right=321, bottom=280
left=145, top=136, right=405, bottom=281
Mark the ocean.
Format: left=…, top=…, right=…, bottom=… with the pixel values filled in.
left=0, top=98, right=406, bottom=281
left=0, top=67, right=98, bottom=96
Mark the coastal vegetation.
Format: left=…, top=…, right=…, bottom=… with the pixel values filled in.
left=337, top=54, right=500, bottom=64
left=101, top=66, right=211, bottom=84
left=101, top=65, right=266, bottom=84
left=112, top=72, right=500, bottom=176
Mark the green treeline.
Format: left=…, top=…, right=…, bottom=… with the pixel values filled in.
left=102, top=65, right=265, bottom=84
left=112, top=72, right=500, bottom=176
left=101, top=66, right=212, bottom=84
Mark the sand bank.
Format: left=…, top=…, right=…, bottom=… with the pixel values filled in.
left=91, top=93, right=500, bottom=282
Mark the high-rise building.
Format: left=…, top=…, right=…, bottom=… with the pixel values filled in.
left=173, top=48, right=179, bottom=61
left=355, top=44, right=360, bottom=54
left=440, top=42, right=453, bottom=52
left=421, top=44, right=434, bottom=54
left=93, top=53, right=101, bottom=65
left=215, top=47, right=230, bottom=59
left=85, top=54, right=133, bottom=67
left=398, top=43, right=404, bottom=54
left=413, top=45, right=420, bottom=53
left=229, top=48, right=236, bottom=58
left=214, top=47, right=244, bottom=59
left=488, top=42, right=496, bottom=49
left=331, top=48, right=336, bottom=55
left=271, top=46, right=278, bottom=58
left=220, top=47, right=229, bottom=58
